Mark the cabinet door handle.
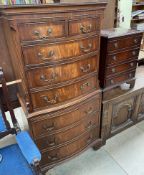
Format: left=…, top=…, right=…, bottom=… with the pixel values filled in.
left=46, top=139, right=56, bottom=146
left=80, top=43, right=92, bottom=53
left=80, top=64, right=91, bottom=73
left=42, top=124, right=55, bottom=131
left=80, top=24, right=92, bottom=34
left=38, top=50, right=55, bottom=61
left=33, top=28, right=53, bottom=40
left=40, top=73, right=58, bottom=83
left=80, top=82, right=90, bottom=90
left=85, top=107, right=93, bottom=115
left=41, top=95, right=58, bottom=104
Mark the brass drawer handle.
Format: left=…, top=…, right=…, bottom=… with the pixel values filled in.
left=114, top=42, right=118, bottom=48
left=47, top=155, right=58, bottom=161
left=80, top=82, right=90, bottom=90
left=80, top=43, right=92, bottom=53
left=40, top=73, right=58, bottom=83
left=129, top=73, right=132, bottom=78
left=42, top=124, right=55, bottom=131
left=130, top=62, right=134, bottom=67
left=86, top=121, right=92, bottom=129
left=134, top=38, right=138, bottom=44
left=85, top=107, right=93, bottom=115
left=41, top=95, right=58, bottom=104
left=80, top=64, right=91, bottom=73
left=38, top=50, right=55, bottom=61
left=112, top=55, right=117, bottom=61
left=110, top=80, right=114, bottom=84
left=132, top=51, right=136, bottom=56
left=33, top=28, right=53, bottom=40
left=112, top=68, right=116, bottom=73
left=80, top=24, right=92, bottom=34
left=46, top=139, right=56, bottom=146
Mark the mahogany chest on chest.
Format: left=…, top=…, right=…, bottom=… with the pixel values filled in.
left=99, top=28, right=143, bottom=89
left=0, top=2, right=107, bottom=171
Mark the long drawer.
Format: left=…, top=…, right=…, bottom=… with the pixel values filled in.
left=108, top=34, right=142, bottom=52
left=40, top=127, right=99, bottom=166
left=26, top=55, right=98, bottom=89
left=29, top=93, right=101, bottom=138
left=107, top=47, right=140, bottom=66
left=31, top=74, right=99, bottom=110
left=106, top=60, right=137, bottom=77
left=35, top=111, right=100, bottom=150
left=105, top=70, right=136, bottom=87
left=22, top=36, right=99, bottom=66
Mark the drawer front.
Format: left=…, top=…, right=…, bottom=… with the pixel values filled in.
left=69, top=16, right=100, bottom=36
left=106, top=60, right=137, bottom=77
left=40, top=127, right=99, bottom=166
left=27, top=55, right=98, bottom=89
left=31, top=75, right=98, bottom=110
left=22, top=36, right=99, bottom=66
left=108, top=35, right=142, bottom=52
left=35, top=111, right=100, bottom=150
left=18, top=20, right=67, bottom=42
left=105, top=70, right=136, bottom=87
left=107, top=48, right=140, bottom=65
left=29, top=94, right=101, bottom=138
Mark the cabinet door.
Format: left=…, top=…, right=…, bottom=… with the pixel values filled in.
left=111, top=97, right=135, bottom=135
left=137, top=93, right=144, bottom=121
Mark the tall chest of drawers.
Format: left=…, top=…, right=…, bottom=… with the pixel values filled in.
left=99, top=28, right=143, bottom=89
left=0, top=2, right=107, bottom=171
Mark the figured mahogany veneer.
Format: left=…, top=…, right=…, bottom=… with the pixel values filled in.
left=0, top=2, right=107, bottom=172
left=99, top=28, right=143, bottom=89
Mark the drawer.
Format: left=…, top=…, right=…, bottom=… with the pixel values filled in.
left=40, top=127, right=99, bottom=166
left=31, top=74, right=99, bottom=110
left=35, top=111, right=100, bottom=150
left=22, top=36, right=99, bottom=66
left=29, top=93, right=101, bottom=138
left=27, top=55, right=98, bottom=89
left=107, top=48, right=140, bottom=65
left=69, top=16, right=100, bottom=36
left=108, top=35, right=142, bottom=52
left=106, top=60, right=137, bottom=77
left=18, top=19, right=67, bottom=42
left=105, top=70, right=136, bottom=87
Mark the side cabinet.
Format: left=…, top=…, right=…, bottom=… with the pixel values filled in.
left=137, top=93, right=144, bottom=121
left=101, top=92, right=141, bottom=142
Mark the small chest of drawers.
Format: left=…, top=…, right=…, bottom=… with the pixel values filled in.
left=99, top=28, right=143, bottom=89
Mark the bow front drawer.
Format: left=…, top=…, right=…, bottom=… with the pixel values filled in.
left=30, top=74, right=99, bottom=110
left=22, top=36, right=99, bottom=66
left=29, top=93, right=101, bottom=138
left=18, top=19, right=67, bottom=42
left=35, top=111, right=100, bottom=150
left=26, top=55, right=98, bottom=89
left=40, top=127, right=99, bottom=166
left=69, top=16, right=100, bottom=36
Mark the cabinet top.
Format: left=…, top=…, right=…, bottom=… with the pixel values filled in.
left=101, top=28, right=143, bottom=39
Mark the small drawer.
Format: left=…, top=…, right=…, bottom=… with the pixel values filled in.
left=35, top=111, right=100, bottom=150
left=22, top=36, right=99, bottom=66
left=31, top=74, right=99, bottom=110
left=40, top=127, right=99, bottom=166
left=69, top=16, right=100, bottom=36
left=29, top=93, right=101, bottom=138
left=106, top=60, right=137, bottom=77
left=18, top=19, right=67, bottom=42
left=105, top=70, right=136, bottom=87
left=108, top=35, right=142, bottom=52
left=107, top=48, right=140, bottom=65
left=27, top=55, right=98, bottom=89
